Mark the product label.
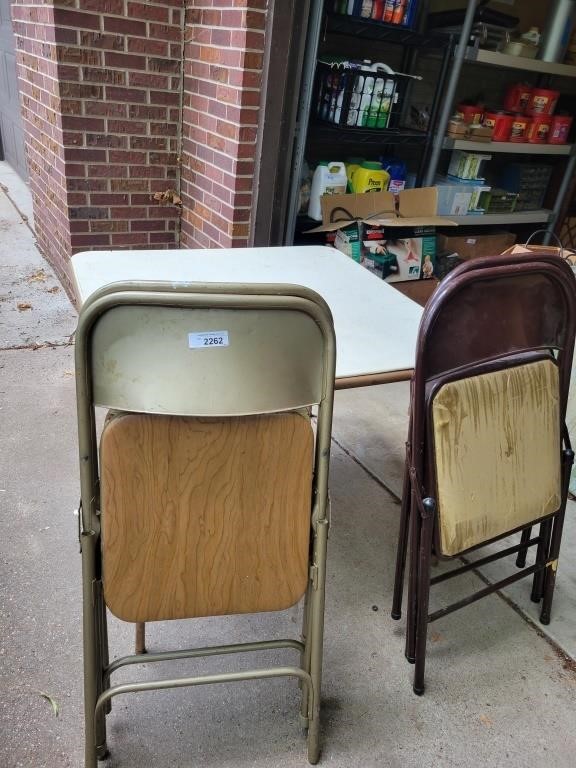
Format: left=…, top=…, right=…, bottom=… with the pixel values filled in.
left=188, top=331, right=229, bottom=348
left=511, top=121, right=526, bottom=137
left=532, top=96, right=548, bottom=113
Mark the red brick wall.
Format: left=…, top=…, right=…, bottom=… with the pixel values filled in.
left=13, top=0, right=185, bottom=288
left=12, top=1, right=72, bottom=289
left=180, top=0, right=267, bottom=249
left=13, top=0, right=270, bottom=281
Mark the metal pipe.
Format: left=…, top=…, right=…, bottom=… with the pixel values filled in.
left=429, top=563, right=541, bottom=623
left=430, top=537, right=540, bottom=585
left=95, top=666, right=313, bottom=722
left=424, top=0, right=480, bottom=186
left=105, top=638, right=304, bottom=681
left=285, top=0, right=325, bottom=244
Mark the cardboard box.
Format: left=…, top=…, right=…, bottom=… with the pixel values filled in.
left=308, top=188, right=456, bottom=280
left=362, top=225, right=437, bottom=282
left=307, top=187, right=455, bottom=233
left=438, top=231, right=516, bottom=261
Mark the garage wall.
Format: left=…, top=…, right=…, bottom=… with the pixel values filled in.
left=0, top=0, right=27, bottom=178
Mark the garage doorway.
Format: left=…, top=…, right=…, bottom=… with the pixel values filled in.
left=0, top=0, right=27, bottom=179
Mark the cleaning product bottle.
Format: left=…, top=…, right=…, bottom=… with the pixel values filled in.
left=362, top=63, right=396, bottom=128
left=351, top=161, right=390, bottom=193
left=380, top=157, right=407, bottom=193
left=345, top=157, right=365, bottom=191
left=308, top=161, right=348, bottom=220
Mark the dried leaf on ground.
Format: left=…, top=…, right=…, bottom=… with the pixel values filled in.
left=153, top=188, right=182, bottom=207
left=479, top=714, right=493, bottom=727
left=46, top=286, right=60, bottom=294
left=27, top=269, right=47, bottom=283
left=39, top=691, right=60, bottom=717
left=17, top=302, right=32, bottom=311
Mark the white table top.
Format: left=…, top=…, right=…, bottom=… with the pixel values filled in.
left=71, top=245, right=422, bottom=383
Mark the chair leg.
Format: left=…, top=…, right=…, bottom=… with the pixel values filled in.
left=94, top=581, right=109, bottom=760
left=135, top=622, right=146, bottom=655
left=391, top=454, right=412, bottom=621
left=82, top=533, right=99, bottom=768
left=530, top=519, right=553, bottom=603
left=405, top=491, right=419, bottom=664
left=515, top=527, right=531, bottom=568
left=540, top=448, right=574, bottom=624
left=306, top=519, right=329, bottom=766
left=299, top=583, right=312, bottom=727
left=413, top=498, right=435, bottom=696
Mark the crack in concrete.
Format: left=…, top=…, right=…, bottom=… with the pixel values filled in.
left=0, top=339, right=74, bottom=352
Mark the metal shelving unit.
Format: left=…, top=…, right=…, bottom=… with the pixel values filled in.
left=285, top=1, right=453, bottom=244
left=424, top=0, right=576, bottom=241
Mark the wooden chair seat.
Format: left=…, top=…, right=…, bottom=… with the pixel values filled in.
left=100, top=411, right=314, bottom=622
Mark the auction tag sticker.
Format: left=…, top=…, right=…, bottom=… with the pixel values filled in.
left=188, top=330, right=229, bottom=349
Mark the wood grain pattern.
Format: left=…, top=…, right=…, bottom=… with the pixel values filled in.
left=100, top=412, right=314, bottom=622
left=432, top=359, right=561, bottom=556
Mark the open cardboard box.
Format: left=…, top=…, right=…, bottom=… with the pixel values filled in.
left=307, top=187, right=456, bottom=233
left=307, top=188, right=456, bottom=282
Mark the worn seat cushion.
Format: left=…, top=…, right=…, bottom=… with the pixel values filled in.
left=431, top=358, right=561, bottom=557
left=100, top=411, right=314, bottom=622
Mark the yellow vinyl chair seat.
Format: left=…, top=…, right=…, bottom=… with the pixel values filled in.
left=100, top=411, right=314, bottom=622
left=432, top=358, right=561, bottom=556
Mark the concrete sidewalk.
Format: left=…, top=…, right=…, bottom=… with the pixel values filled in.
left=1, top=163, right=575, bottom=768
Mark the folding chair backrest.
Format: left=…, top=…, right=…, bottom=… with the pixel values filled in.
left=86, top=287, right=329, bottom=416
left=76, top=282, right=336, bottom=623
left=412, top=254, right=576, bottom=557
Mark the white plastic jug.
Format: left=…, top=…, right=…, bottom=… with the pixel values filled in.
left=308, top=161, right=347, bottom=221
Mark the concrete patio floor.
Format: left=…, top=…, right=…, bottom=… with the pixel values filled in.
left=1, top=163, right=575, bottom=767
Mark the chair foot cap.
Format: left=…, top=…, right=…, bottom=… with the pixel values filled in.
left=540, top=613, right=551, bottom=625
left=96, top=746, right=109, bottom=761
left=413, top=685, right=425, bottom=696
left=530, top=595, right=542, bottom=604
left=391, top=610, right=401, bottom=620
left=405, top=654, right=416, bottom=664
left=299, top=714, right=309, bottom=730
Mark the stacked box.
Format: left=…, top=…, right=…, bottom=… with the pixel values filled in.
left=448, top=150, right=492, bottom=180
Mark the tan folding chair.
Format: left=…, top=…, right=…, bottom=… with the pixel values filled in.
left=391, top=252, right=576, bottom=694
left=75, top=281, right=336, bottom=766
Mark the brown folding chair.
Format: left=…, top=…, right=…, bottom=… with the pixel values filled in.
left=391, top=252, right=576, bottom=694
left=75, top=281, right=336, bottom=766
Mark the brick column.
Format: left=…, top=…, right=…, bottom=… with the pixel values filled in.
left=180, top=1, right=267, bottom=249
left=12, top=1, right=72, bottom=287
left=13, top=0, right=184, bottom=291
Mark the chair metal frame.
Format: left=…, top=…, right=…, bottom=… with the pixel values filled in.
left=75, top=281, right=336, bottom=766
left=390, top=252, right=576, bottom=695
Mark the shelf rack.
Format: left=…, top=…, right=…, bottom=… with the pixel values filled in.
left=423, top=0, right=576, bottom=241
left=465, top=47, right=576, bottom=78
left=326, top=13, right=447, bottom=49
left=285, top=1, right=454, bottom=243
left=443, top=139, right=574, bottom=155
left=310, top=125, right=429, bottom=146
left=444, top=210, right=553, bottom=226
